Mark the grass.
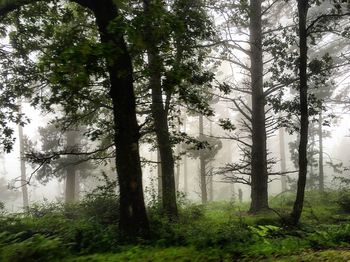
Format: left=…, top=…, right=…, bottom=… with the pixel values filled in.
left=1, top=190, right=350, bottom=261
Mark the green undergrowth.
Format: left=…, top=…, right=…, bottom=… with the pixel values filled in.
left=1, top=190, right=350, bottom=261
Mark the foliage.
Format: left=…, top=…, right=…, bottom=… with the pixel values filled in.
left=0, top=233, right=65, bottom=262
left=0, top=194, right=350, bottom=260
left=336, top=190, right=350, bottom=213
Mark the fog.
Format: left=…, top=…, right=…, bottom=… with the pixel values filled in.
left=2, top=94, right=350, bottom=210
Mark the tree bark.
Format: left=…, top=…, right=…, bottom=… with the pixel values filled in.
left=199, top=114, right=207, bottom=204
left=318, top=111, right=324, bottom=192
left=249, top=0, right=269, bottom=213
left=143, top=0, right=178, bottom=219
left=290, top=0, right=309, bottom=225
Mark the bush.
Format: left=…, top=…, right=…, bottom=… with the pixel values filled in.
left=337, top=191, right=350, bottom=213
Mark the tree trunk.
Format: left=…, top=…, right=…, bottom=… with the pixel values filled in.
left=75, top=170, right=80, bottom=200
left=143, top=0, right=178, bottom=219
left=65, top=131, right=76, bottom=203
left=18, top=103, right=29, bottom=209
left=208, top=120, right=213, bottom=201
left=85, top=0, right=149, bottom=237
left=157, top=149, right=162, bottom=199
left=279, top=125, right=287, bottom=192
left=249, top=0, right=269, bottom=213
left=318, top=110, right=324, bottom=192
left=290, top=0, right=309, bottom=226
left=183, top=115, right=188, bottom=194
left=199, top=114, right=207, bottom=204
left=175, top=144, right=180, bottom=192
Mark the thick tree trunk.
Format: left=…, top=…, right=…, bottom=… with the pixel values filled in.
left=290, top=0, right=309, bottom=225
left=86, top=1, right=149, bottom=237
left=143, top=0, right=178, bottom=219
left=249, top=0, right=269, bottom=213
left=318, top=111, right=324, bottom=191
left=199, top=114, right=207, bottom=204
left=18, top=103, right=29, bottom=209
left=65, top=131, right=76, bottom=203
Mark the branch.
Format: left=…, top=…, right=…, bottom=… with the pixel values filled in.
left=307, top=12, right=350, bottom=35
left=232, top=99, right=252, bottom=122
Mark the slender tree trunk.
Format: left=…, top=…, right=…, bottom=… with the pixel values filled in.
left=143, top=0, right=178, bottom=219
left=279, top=126, right=287, bottom=192
left=75, top=170, right=80, bottom=200
left=157, top=149, right=162, bottom=199
left=183, top=115, right=188, bottom=194
left=318, top=110, right=324, bottom=191
left=65, top=131, right=76, bottom=203
left=249, top=0, right=269, bottom=213
left=175, top=144, right=180, bottom=192
left=199, top=114, right=207, bottom=204
left=208, top=120, right=213, bottom=201
left=290, top=0, right=309, bottom=225
left=86, top=0, right=149, bottom=237
left=175, top=117, right=181, bottom=192
left=18, top=103, right=29, bottom=209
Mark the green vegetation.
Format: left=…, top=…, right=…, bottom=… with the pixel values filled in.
left=0, top=190, right=350, bottom=261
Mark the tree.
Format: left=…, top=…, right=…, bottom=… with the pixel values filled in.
left=0, top=0, right=149, bottom=238
left=18, top=102, right=29, bottom=208
left=289, top=0, right=350, bottom=225
left=27, top=124, right=94, bottom=203
left=142, top=0, right=178, bottom=219
left=135, top=0, right=215, bottom=215
left=213, top=0, right=287, bottom=212
left=289, top=0, right=308, bottom=225
left=249, top=0, right=269, bottom=213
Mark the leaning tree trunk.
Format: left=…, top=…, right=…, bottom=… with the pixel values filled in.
left=290, top=0, right=309, bottom=226
left=86, top=0, right=149, bottom=237
left=249, top=0, right=269, bottom=213
left=143, top=0, right=178, bottom=219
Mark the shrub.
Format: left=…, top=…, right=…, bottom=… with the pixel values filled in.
left=337, top=190, right=350, bottom=213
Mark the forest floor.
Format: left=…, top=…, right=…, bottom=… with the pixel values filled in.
left=1, top=190, right=350, bottom=261
left=65, top=248, right=350, bottom=261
